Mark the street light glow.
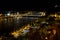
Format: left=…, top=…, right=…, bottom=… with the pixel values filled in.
left=7, top=13, right=10, bottom=16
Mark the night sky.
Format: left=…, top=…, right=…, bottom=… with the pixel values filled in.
left=0, top=0, right=60, bottom=13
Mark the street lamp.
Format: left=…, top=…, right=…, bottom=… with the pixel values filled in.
left=7, top=13, right=10, bottom=16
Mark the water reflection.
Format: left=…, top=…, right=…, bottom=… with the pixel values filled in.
left=0, top=16, right=59, bottom=40
left=0, top=17, right=37, bottom=35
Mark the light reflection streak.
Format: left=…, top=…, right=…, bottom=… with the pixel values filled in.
left=53, top=29, right=56, bottom=35
left=11, top=24, right=31, bottom=38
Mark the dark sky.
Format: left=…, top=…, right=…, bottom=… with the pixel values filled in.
left=0, top=0, right=60, bottom=12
